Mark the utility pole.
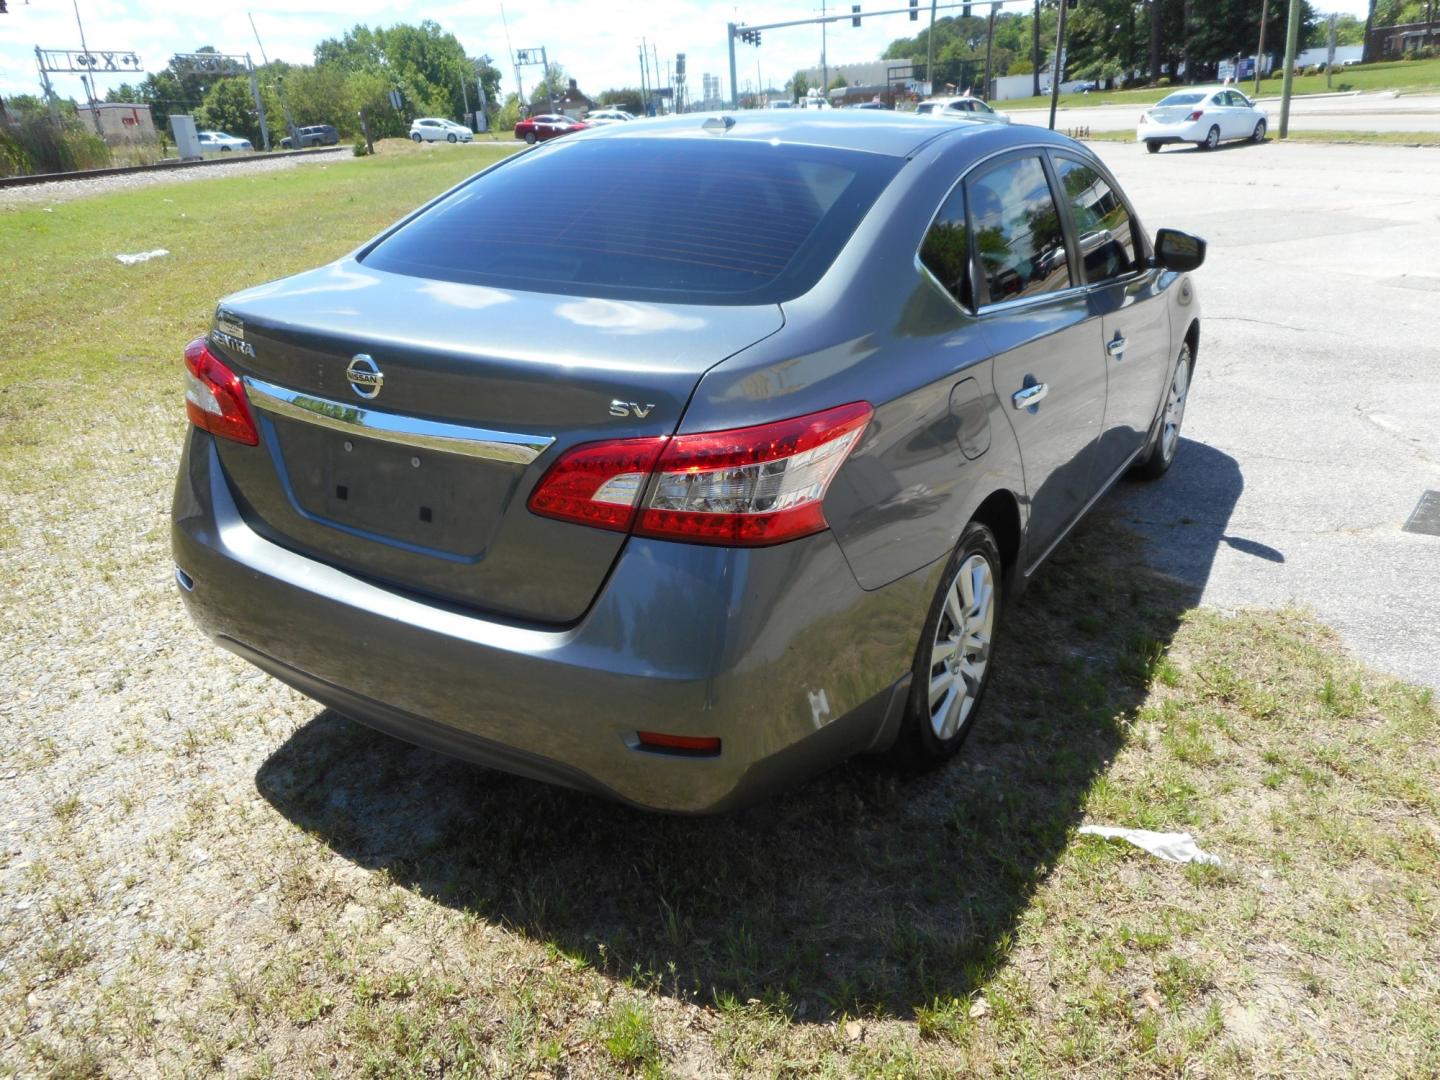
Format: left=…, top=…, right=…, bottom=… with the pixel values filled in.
left=245, top=53, right=270, bottom=151
left=71, top=0, right=103, bottom=135
left=1048, top=0, right=1068, bottom=129
left=1032, top=0, right=1041, bottom=97
left=926, top=0, right=938, bottom=94
left=249, top=14, right=297, bottom=151
left=822, top=0, right=830, bottom=97
left=460, top=71, right=471, bottom=127
left=1254, top=0, right=1269, bottom=95
left=1278, top=0, right=1301, bottom=136
left=726, top=25, right=738, bottom=108
left=983, top=1, right=998, bottom=99
left=1325, top=12, right=1338, bottom=89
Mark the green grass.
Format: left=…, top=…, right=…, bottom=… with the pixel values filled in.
left=1000, top=56, right=1440, bottom=111
left=4, top=139, right=1440, bottom=1077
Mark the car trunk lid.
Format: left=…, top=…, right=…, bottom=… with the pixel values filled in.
left=207, top=261, right=783, bottom=625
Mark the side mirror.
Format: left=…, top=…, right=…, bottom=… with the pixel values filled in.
left=1152, top=228, right=1207, bottom=273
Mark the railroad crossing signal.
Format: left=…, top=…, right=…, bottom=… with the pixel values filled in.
left=910, top=0, right=919, bottom=19
left=852, top=5, right=862, bottom=26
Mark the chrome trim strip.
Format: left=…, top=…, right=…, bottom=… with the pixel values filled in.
left=242, top=376, right=554, bottom=465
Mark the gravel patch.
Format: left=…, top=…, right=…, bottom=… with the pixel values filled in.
left=0, top=153, right=339, bottom=208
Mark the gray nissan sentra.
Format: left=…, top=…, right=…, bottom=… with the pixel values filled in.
left=172, top=112, right=1205, bottom=812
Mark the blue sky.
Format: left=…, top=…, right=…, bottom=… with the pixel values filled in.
left=2, top=0, right=1370, bottom=107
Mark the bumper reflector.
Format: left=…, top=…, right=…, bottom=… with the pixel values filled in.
left=636, top=731, right=722, bottom=755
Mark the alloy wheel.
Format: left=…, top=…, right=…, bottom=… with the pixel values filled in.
left=1160, top=353, right=1191, bottom=464
left=1253, top=119, right=1267, bottom=142
left=926, top=553, right=995, bottom=741
left=1204, top=126, right=1220, bottom=150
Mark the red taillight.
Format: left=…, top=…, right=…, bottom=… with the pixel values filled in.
left=526, top=402, right=872, bottom=547
left=636, top=731, right=721, bottom=755
left=183, top=338, right=258, bottom=446
left=527, top=436, right=667, bottom=532
left=636, top=402, right=872, bottom=546
left=1186, top=109, right=1205, bottom=121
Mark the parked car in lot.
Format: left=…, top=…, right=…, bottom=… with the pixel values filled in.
left=410, top=118, right=473, bottom=143
left=173, top=112, right=1205, bottom=812
left=1138, top=87, right=1268, bottom=152
left=916, top=95, right=1011, bottom=123
left=280, top=124, right=339, bottom=149
left=196, top=130, right=252, bottom=153
left=514, top=113, right=588, bottom=144
left=583, top=108, right=637, bottom=125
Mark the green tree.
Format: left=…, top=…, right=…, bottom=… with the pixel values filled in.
left=528, top=63, right=569, bottom=109
left=787, top=71, right=811, bottom=100
left=596, top=87, right=644, bottom=112
left=196, top=78, right=262, bottom=142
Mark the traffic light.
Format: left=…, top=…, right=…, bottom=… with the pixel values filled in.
left=852, top=5, right=861, bottom=27
left=910, top=0, right=918, bottom=19
left=754, top=30, right=762, bottom=45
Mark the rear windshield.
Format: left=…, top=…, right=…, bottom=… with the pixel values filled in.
left=361, top=136, right=902, bottom=305
left=1156, top=92, right=1206, bottom=106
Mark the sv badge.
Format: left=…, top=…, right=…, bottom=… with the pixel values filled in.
left=609, top=400, right=656, bottom=419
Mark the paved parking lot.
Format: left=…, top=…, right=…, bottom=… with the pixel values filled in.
left=1088, top=139, right=1440, bottom=688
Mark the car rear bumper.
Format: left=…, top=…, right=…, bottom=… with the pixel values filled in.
left=1137, top=121, right=1206, bottom=143
left=172, top=432, right=935, bottom=812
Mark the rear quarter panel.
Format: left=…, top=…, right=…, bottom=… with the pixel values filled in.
left=683, top=127, right=1029, bottom=591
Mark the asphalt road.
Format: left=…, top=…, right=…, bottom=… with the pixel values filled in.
left=1088, top=139, right=1440, bottom=688
left=1012, top=91, right=1440, bottom=133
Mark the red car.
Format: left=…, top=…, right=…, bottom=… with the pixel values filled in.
left=514, top=114, right=588, bottom=145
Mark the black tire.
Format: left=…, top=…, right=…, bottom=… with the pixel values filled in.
left=1146, top=140, right=1161, bottom=154
left=447, top=133, right=458, bottom=143
left=1252, top=119, right=1267, bottom=143
left=524, top=131, right=538, bottom=145
left=892, top=521, right=1004, bottom=768
left=220, top=146, right=231, bottom=152
left=1202, top=125, right=1220, bottom=151
left=1131, top=341, right=1193, bottom=481
left=410, top=133, right=422, bottom=142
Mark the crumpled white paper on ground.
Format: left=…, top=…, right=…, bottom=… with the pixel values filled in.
left=115, top=249, right=169, bottom=265
left=1077, top=825, right=1222, bottom=866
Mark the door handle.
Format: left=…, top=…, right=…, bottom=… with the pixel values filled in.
left=1107, top=333, right=1128, bottom=359
left=1012, top=382, right=1049, bottom=410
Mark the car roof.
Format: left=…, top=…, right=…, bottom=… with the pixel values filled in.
left=571, top=109, right=1057, bottom=158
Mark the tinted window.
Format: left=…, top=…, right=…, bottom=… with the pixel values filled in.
left=362, top=138, right=902, bottom=305
left=919, top=185, right=974, bottom=310
left=969, top=155, right=1070, bottom=304
left=1052, top=155, right=1136, bottom=282
left=1157, top=92, right=1206, bottom=106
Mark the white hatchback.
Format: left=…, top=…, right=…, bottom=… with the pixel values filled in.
left=1138, top=87, right=1268, bottom=153
left=409, top=118, right=473, bottom=143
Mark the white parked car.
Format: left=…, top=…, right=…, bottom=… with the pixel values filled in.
left=409, top=118, right=473, bottom=143
left=583, top=108, right=637, bottom=125
left=197, top=130, right=253, bottom=153
left=1138, top=87, right=1268, bottom=152
left=915, top=96, right=1010, bottom=124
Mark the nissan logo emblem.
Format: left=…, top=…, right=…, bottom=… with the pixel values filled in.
left=346, top=354, right=384, bottom=400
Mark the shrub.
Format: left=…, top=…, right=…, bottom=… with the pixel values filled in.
left=0, top=115, right=111, bottom=177
left=352, top=136, right=370, bottom=157
left=1156, top=76, right=1172, bottom=87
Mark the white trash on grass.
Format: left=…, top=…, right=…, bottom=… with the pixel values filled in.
left=115, top=249, right=169, bottom=265
left=1077, top=825, right=1222, bottom=866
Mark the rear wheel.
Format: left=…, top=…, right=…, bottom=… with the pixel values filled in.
left=1146, top=140, right=1161, bottom=154
left=524, top=131, right=538, bottom=145
left=410, top=133, right=421, bottom=142
left=894, top=522, right=1002, bottom=767
left=1252, top=118, right=1267, bottom=142
left=1202, top=125, right=1220, bottom=150
left=1132, top=342, right=1193, bottom=480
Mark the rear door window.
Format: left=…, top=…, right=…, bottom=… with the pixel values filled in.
left=967, top=155, right=1071, bottom=304
left=919, top=185, right=975, bottom=311
left=362, top=137, right=902, bottom=305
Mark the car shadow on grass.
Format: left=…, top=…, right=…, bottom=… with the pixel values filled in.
left=255, top=438, right=1242, bottom=1021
